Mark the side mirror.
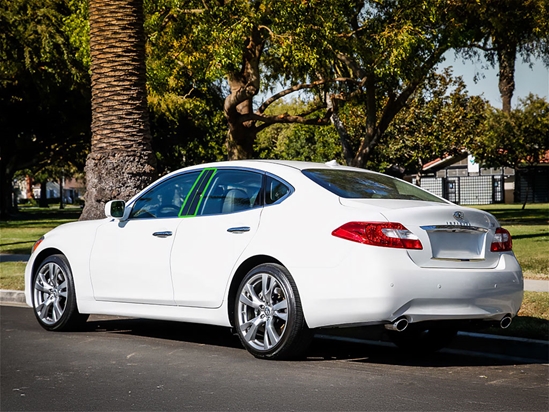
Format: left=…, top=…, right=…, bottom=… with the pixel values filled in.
left=104, top=200, right=128, bottom=220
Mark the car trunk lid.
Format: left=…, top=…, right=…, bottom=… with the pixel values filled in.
left=339, top=199, right=501, bottom=269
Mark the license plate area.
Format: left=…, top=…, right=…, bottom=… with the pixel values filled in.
left=423, top=226, right=488, bottom=260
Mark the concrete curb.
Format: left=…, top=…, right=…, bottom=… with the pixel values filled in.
left=0, top=289, right=26, bottom=304
left=524, top=279, right=549, bottom=293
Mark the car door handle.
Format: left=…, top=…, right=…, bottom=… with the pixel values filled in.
left=227, top=226, right=251, bottom=233
left=152, top=231, right=173, bottom=237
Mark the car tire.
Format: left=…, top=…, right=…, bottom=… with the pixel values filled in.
left=234, top=263, right=311, bottom=360
left=32, top=254, right=88, bottom=331
left=388, top=324, right=458, bottom=355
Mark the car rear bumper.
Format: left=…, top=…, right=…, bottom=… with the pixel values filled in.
left=294, top=251, right=523, bottom=329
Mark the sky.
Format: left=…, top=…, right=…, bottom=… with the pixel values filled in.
left=441, top=51, right=549, bottom=109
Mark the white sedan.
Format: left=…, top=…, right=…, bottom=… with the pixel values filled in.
left=25, top=160, right=523, bottom=359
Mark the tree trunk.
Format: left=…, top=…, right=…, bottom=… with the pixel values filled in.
left=59, top=176, right=64, bottom=209
left=0, top=163, right=13, bottom=220
left=224, top=28, right=264, bottom=160
left=81, top=0, right=156, bottom=220
left=39, top=181, right=48, bottom=208
left=497, top=42, right=516, bottom=114
left=0, top=146, right=18, bottom=219
left=225, top=76, right=257, bottom=159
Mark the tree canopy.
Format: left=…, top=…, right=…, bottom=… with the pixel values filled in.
left=470, top=94, right=549, bottom=169
left=0, top=0, right=90, bottom=218
left=3, top=0, right=548, bottom=218
left=456, top=0, right=549, bottom=112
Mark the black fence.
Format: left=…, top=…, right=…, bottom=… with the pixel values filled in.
left=420, top=175, right=504, bottom=205
left=515, top=168, right=549, bottom=203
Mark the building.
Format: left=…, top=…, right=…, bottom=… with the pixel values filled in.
left=416, top=153, right=515, bottom=205
left=416, top=151, right=548, bottom=204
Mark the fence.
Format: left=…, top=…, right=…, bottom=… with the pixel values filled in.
left=420, top=175, right=504, bottom=205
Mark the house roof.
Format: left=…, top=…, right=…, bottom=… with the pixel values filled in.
left=422, top=152, right=468, bottom=172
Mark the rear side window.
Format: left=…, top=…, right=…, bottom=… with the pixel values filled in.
left=265, top=176, right=291, bottom=205
left=302, top=169, right=445, bottom=203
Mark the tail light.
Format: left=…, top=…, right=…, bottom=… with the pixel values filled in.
left=332, top=222, right=423, bottom=250
left=491, top=228, right=512, bottom=252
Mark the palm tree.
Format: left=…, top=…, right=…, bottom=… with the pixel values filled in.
left=80, top=0, right=156, bottom=220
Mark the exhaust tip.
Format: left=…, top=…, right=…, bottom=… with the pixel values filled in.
left=500, top=315, right=512, bottom=329
left=384, top=318, right=409, bottom=332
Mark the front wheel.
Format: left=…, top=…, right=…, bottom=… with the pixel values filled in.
left=234, top=264, right=311, bottom=360
left=32, top=254, right=88, bottom=331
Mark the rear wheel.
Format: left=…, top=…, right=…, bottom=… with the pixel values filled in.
left=388, top=324, right=457, bottom=355
left=32, top=254, right=88, bottom=331
left=234, top=264, right=311, bottom=359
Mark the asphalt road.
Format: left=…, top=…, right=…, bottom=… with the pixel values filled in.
left=2, top=305, right=548, bottom=411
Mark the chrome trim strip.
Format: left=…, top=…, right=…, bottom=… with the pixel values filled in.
left=420, top=225, right=489, bottom=233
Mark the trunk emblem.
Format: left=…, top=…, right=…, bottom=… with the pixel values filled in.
left=453, top=211, right=465, bottom=220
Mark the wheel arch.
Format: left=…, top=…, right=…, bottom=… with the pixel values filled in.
left=31, top=248, right=65, bottom=277
left=227, top=255, right=284, bottom=327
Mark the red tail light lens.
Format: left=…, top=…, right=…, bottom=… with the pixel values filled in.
left=491, top=228, right=512, bottom=252
left=332, top=222, right=423, bottom=249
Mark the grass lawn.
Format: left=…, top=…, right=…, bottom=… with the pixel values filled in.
left=0, top=262, right=26, bottom=290
left=476, top=291, right=549, bottom=341
left=468, top=203, right=548, bottom=280
left=0, top=206, right=82, bottom=255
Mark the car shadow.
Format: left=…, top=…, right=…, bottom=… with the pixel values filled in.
left=81, top=315, right=547, bottom=367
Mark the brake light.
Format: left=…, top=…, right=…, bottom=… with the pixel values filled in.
left=332, top=222, right=423, bottom=249
left=491, top=228, right=512, bottom=252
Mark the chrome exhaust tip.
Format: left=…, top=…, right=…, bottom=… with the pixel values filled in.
left=500, top=315, right=512, bottom=329
left=384, top=318, right=409, bottom=332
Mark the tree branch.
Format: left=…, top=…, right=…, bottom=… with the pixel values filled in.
left=257, top=77, right=356, bottom=114
left=252, top=112, right=331, bottom=134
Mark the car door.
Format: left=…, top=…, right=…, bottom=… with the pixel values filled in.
left=170, top=169, right=264, bottom=308
left=89, top=171, right=201, bottom=305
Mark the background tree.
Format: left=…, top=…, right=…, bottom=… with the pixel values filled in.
left=375, top=70, right=488, bottom=177
left=147, top=0, right=352, bottom=160
left=457, top=0, right=549, bottom=113
left=81, top=0, right=157, bottom=220
left=255, top=70, right=489, bottom=177
left=145, top=0, right=226, bottom=173
left=147, top=0, right=485, bottom=168
left=470, top=94, right=549, bottom=207
left=0, top=0, right=90, bottom=218
left=255, top=99, right=343, bottom=163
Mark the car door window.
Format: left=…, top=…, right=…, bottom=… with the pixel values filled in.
left=130, top=171, right=201, bottom=219
left=198, top=170, right=263, bottom=216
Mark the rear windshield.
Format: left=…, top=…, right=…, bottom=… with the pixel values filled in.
left=302, top=169, right=445, bottom=203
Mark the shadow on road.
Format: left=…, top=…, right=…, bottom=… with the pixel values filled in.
left=82, top=315, right=544, bottom=367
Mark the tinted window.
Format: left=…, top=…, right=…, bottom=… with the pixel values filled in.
left=302, top=169, right=445, bottom=203
left=130, top=171, right=201, bottom=219
left=265, top=175, right=291, bottom=205
left=198, top=170, right=263, bottom=215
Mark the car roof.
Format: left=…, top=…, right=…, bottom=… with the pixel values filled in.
left=180, top=159, right=366, bottom=173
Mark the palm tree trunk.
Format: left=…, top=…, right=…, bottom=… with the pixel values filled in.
left=80, top=0, right=156, bottom=220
